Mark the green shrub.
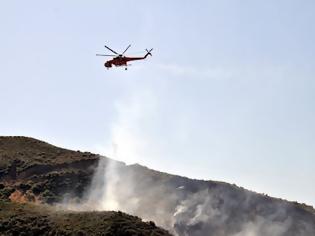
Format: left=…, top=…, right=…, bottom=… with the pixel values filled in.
left=31, top=183, right=44, bottom=195
left=0, top=187, right=15, bottom=199
left=19, top=183, right=31, bottom=192
left=42, top=189, right=59, bottom=204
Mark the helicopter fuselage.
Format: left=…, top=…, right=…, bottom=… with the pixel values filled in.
left=104, top=53, right=151, bottom=68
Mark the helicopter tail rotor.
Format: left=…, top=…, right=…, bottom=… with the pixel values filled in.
left=145, top=48, right=153, bottom=57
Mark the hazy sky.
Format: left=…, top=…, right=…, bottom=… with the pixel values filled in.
left=1, top=1, right=315, bottom=207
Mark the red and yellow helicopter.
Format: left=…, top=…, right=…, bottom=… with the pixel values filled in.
left=96, top=45, right=153, bottom=70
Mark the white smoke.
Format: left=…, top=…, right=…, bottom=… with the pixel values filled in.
left=59, top=82, right=315, bottom=235
left=85, top=158, right=120, bottom=211
left=82, top=157, right=178, bottom=230
left=58, top=156, right=315, bottom=236
left=231, top=216, right=291, bottom=236
left=104, top=89, right=158, bottom=165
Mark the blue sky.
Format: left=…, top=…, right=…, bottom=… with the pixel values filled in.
left=1, top=1, right=315, bottom=206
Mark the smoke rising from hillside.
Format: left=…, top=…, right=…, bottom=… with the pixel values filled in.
left=61, top=156, right=315, bottom=236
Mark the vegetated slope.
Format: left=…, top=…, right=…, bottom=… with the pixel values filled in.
left=0, top=136, right=100, bottom=203
left=0, top=201, right=171, bottom=236
left=0, top=136, right=172, bottom=236
left=1, top=136, right=315, bottom=236
left=89, top=160, right=315, bottom=236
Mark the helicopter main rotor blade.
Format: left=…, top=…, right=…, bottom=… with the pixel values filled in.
left=122, top=44, right=131, bottom=55
left=96, top=54, right=116, bottom=56
left=104, top=45, right=119, bottom=55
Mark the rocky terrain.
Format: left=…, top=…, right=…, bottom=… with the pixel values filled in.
left=1, top=136, right=315, bottom=236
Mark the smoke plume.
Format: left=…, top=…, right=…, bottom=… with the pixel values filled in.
left=61, top=156, right=315, bottom=236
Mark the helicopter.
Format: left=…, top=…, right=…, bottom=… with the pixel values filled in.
left=96, top=45, right=153, bottom=70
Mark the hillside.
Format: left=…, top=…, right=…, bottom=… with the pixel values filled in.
left=1, top=136, right=315, bottom=236
left=0, top=201, right=171, bottom=236
left=0, top=136, right=100, bottom=203
left=0, top=137, right=172, bottom=235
